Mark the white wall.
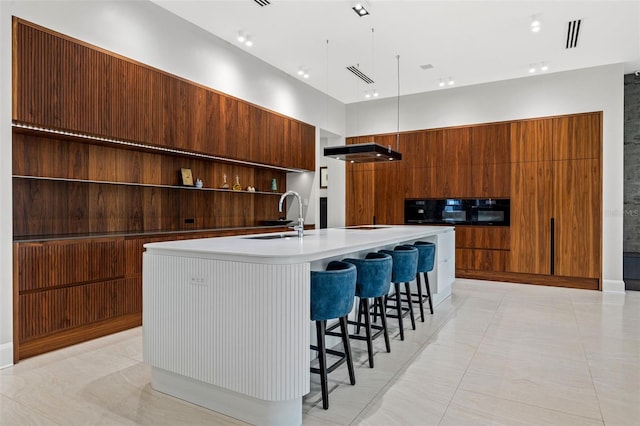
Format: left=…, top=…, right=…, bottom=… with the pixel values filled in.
left=318, top=133, right=346, bottom=229
left=0, top=0, right=345, bottom=368
left=346, top=64, right=625, bottom=292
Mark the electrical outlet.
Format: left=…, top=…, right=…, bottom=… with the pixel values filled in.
left=190, top=275, right=208, bottom=287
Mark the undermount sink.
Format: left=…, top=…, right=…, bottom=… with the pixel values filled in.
left=244, top=233, right=302, bottom=240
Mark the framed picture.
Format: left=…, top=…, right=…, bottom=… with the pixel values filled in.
left=320, top=167, right=328, bottom=189
left=181, top=168, right=194, bottom=186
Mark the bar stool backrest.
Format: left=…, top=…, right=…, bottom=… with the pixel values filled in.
left=343, top=252, right=392, bottom=299
left=310, top=261, right=357, bottom=321
left=399, top=241, right=435, bottom=273
left=379, top=246, right=418, bottom=283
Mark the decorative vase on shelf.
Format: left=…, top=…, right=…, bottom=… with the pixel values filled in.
left=220, top=174, right=229, bottom=189
left=195, top=179, right=203, bottom=189
left=232, top=175, right=242, bottom=191
left=271, top=178, right=278, bottom=192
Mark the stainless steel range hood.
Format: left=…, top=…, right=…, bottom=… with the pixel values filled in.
left=323, top=142, right=402, bottom=163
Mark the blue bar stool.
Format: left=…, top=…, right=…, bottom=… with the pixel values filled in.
left=404, top=241, right=436, bottom=320
left=310, top=261, right=357, bottom=410
left=341, top=252, right=393, bottom=368
left=379, top=245, right=418, bottom=341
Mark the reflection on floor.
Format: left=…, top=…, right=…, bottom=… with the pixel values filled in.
left=1, top=279, right=639, bottom=425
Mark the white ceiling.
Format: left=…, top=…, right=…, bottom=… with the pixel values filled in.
left=152, top=0, right=640, bottom=104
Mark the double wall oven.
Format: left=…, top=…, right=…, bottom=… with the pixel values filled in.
left=405, top=199, right=510, bottom=226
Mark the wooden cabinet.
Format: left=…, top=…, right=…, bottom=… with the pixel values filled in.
left=510, top=118, right=554, bottom=162
left=553, top=158, right=601, bottom=278
left=13, top=18, right=315, bottom=172
left=11, top=17, right=318, bottom=362
left=455, top=226, right=510, bottom=272
left=508, top=161, right=553, bottom=274
left=509, top=113, right=602, bottom=283
left=346, top=169, right=375, bottom=225
left=470, top=123, right=511, bottom=198
left=346, top=112, right=601, bottom=288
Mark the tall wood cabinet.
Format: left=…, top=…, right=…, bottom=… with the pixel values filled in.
left=346, top=112, right=602, bottom=290
left=508, top=113, right=601, bottom=287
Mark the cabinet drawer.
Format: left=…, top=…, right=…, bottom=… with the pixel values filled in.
left=455, top=226, right=510, bottom=250
left=456, top=248, right=509, bottom=272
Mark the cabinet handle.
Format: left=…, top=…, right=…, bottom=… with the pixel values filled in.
left=550, top=217, right=555, bottom=275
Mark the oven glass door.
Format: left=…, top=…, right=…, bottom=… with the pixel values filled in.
left=442, top=200, right=468, bottom=223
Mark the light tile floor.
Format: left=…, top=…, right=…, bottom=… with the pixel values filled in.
left=1, top=279, right=639, bottom=425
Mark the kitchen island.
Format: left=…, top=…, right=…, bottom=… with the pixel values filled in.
left=142, top=225, right=455, bottom=425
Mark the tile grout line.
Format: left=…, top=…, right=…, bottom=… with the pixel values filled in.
left=435, top=285, right=509, bottom=425
left=571, top=293, right=607, bottom=425
left=346, top=290, right=462, bottom=425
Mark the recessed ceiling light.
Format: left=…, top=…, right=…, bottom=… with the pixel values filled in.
left=237, top=31, right=245, bottom=43
left=531, top=15, right=541, bottom=32
left=245, top=36, right=253, bottom=47
left=352, top=2, right=370, bottom=16
left=541, top=64, right=549, bottom=71
left=529, top=65, right=536, bottom=73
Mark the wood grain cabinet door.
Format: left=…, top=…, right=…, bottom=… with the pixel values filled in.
left=508, top=161, right=553, bottom=274
left=374, top=161, right=405, bottom=224
left=510, top=118, right=554, bottom=163
left=346, top=169, right=375, bottom=226
left=553, top=113, right=601, bottom=161
left=553, top=159, right=601, bottom=278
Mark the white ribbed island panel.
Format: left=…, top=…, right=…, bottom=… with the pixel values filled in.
left=143, top=254, right=310, bottom=401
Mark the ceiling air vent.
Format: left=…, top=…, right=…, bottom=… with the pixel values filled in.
left=254, top=0, right=270, bottom=6
left=419, top=64, right=434, bottom=70
left=566, top=19, right=581, bottom=49
left=346, top=65, right=375, bottom=84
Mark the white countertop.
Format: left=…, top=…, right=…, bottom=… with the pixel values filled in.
left=144, top=225, right=453, bottom=264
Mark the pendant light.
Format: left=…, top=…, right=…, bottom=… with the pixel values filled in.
left=324, top=31, right=402, bottom=163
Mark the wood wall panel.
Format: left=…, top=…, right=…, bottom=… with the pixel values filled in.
left=13, top=18, right=315, bottom=171
left=471, top=123, right=511, bottom=165
left=553, top=113, right=602, bottom=161
left=510, top=118, right=554, bottom=163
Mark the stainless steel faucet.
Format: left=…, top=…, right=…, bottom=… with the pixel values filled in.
left=278, top=190, right=304, bottom=238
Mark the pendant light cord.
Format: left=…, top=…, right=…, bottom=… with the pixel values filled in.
left=396, top=54, right=400, bottom=150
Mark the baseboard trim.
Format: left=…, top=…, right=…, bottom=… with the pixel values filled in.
left=0, top=342, right=14, bottom=369
left=602, top=279, right=626, bottom=293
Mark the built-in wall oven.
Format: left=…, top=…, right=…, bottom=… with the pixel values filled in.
left=405, top=198, right=510, bottom=226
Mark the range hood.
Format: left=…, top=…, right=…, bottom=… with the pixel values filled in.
left=323, top=142, right=402, bottom=163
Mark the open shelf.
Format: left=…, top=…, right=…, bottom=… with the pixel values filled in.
left=12, top=175, right=284, bottom=196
